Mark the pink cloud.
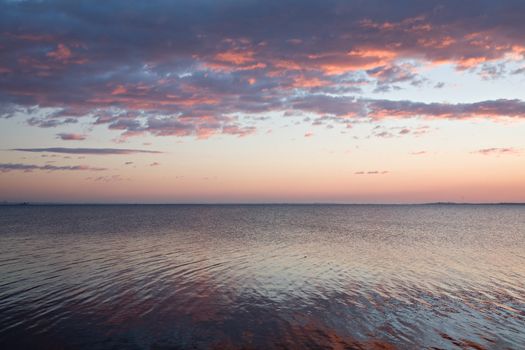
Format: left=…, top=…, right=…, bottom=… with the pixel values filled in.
left=56, top=133, right=86, bottom=141
left=355, top=171, right=389, bottom=175
left=111, top=85, right=127, bottom=95
left=47, top=44, right=72, bottom=62
left=3, top=1, right=525, bottom=141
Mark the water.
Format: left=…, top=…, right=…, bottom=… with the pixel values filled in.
left=0, top=205, right=524, bottom=349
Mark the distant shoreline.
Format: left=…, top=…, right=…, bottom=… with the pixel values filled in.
left=1, top=202, right=524, bottom=206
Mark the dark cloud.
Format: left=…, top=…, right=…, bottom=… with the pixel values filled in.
left=27, top=117, right=78, bottom=128
left=291, top=95, right=364, bottom=117
left=479, top=63, right=507, bottom=80
left=1, top=1, right=525, bottom=138
left=366, top=63, right=425, bottom=92
left=0, top=163, right=106, bottom=172
left=11, top=147, right=162, bottom=155
left=472, top=148, right=521, bottom=156
left=375, top=131, right=393, bottom=138
left=0, top=104, right=28, bottom=119
left=365, top=99, right=525, bottom=120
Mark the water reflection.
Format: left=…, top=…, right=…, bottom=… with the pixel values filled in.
left=0, top=205, right=524, bottom=349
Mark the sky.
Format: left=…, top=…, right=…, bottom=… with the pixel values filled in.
left=1, top=0, right=525, bottom=203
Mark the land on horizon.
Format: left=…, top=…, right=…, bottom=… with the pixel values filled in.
left=1, top=201, right=524, bottom=206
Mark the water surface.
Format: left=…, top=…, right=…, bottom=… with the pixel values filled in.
left=0, top=205, right=524, bottom=349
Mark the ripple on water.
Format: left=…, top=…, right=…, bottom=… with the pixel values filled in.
left=0, top=204, right=524, bottom=349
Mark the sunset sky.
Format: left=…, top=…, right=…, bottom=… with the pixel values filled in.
left=1, top=0, right=524, bottom=203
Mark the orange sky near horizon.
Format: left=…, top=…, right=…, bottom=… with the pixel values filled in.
left=1, top=1, right=525, bottom=203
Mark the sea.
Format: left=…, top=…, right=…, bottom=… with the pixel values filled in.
left=0, top=204, right=524, bottom=349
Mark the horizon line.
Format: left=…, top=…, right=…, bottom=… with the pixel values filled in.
left=1, top=202, right=524, bottom=206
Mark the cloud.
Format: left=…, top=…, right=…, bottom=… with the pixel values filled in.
left=472, top=148, right=521, bottom=156
left=479, top=62, right=507, bottom=80
left=149, top=162, right=160, bottom=167
left=370, top=125, right=431, bottom=138
left=27, top=117, right=78, bottom=128
left=11, top=147, right=162, bottom=155
left=366, top=63, right=425, bottom=92
left=291, top=95, right=364, bottom=117
left=0, top=163, right=106, bottom=172
left=56, top=133, right=86, bottom=141
left=47, top=44, right=72, bottom=62
left=86, top=175, right=129, bottom=182
left=1, top=1, right=525, bottom=139
left=375, top=131, right=393, bottom=138
left=354, top=171, right=389, bottom=175
left=280, top=97, right=525, bottom=122
left=365, top=99, right=525, bottom=120
left=512, top=67, right=525, bottom=75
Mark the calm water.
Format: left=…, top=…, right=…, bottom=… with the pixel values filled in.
left=0, top=205, right=524, bottom=349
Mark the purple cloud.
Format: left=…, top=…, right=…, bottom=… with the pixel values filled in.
left=365, top=99, right=525, bottom=120
left=56, top=133, right=86, bottom=141
left=12, top=147, right=162, bottom=155
left=27, top=117, right=78, bottom=128
left=1, top=1, right=525, bottom=139
left=0, top=163, right=106, bottom=172
left=472, top=148, right=521, bottom=156
left=86, top=175, right=129, bottom=182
